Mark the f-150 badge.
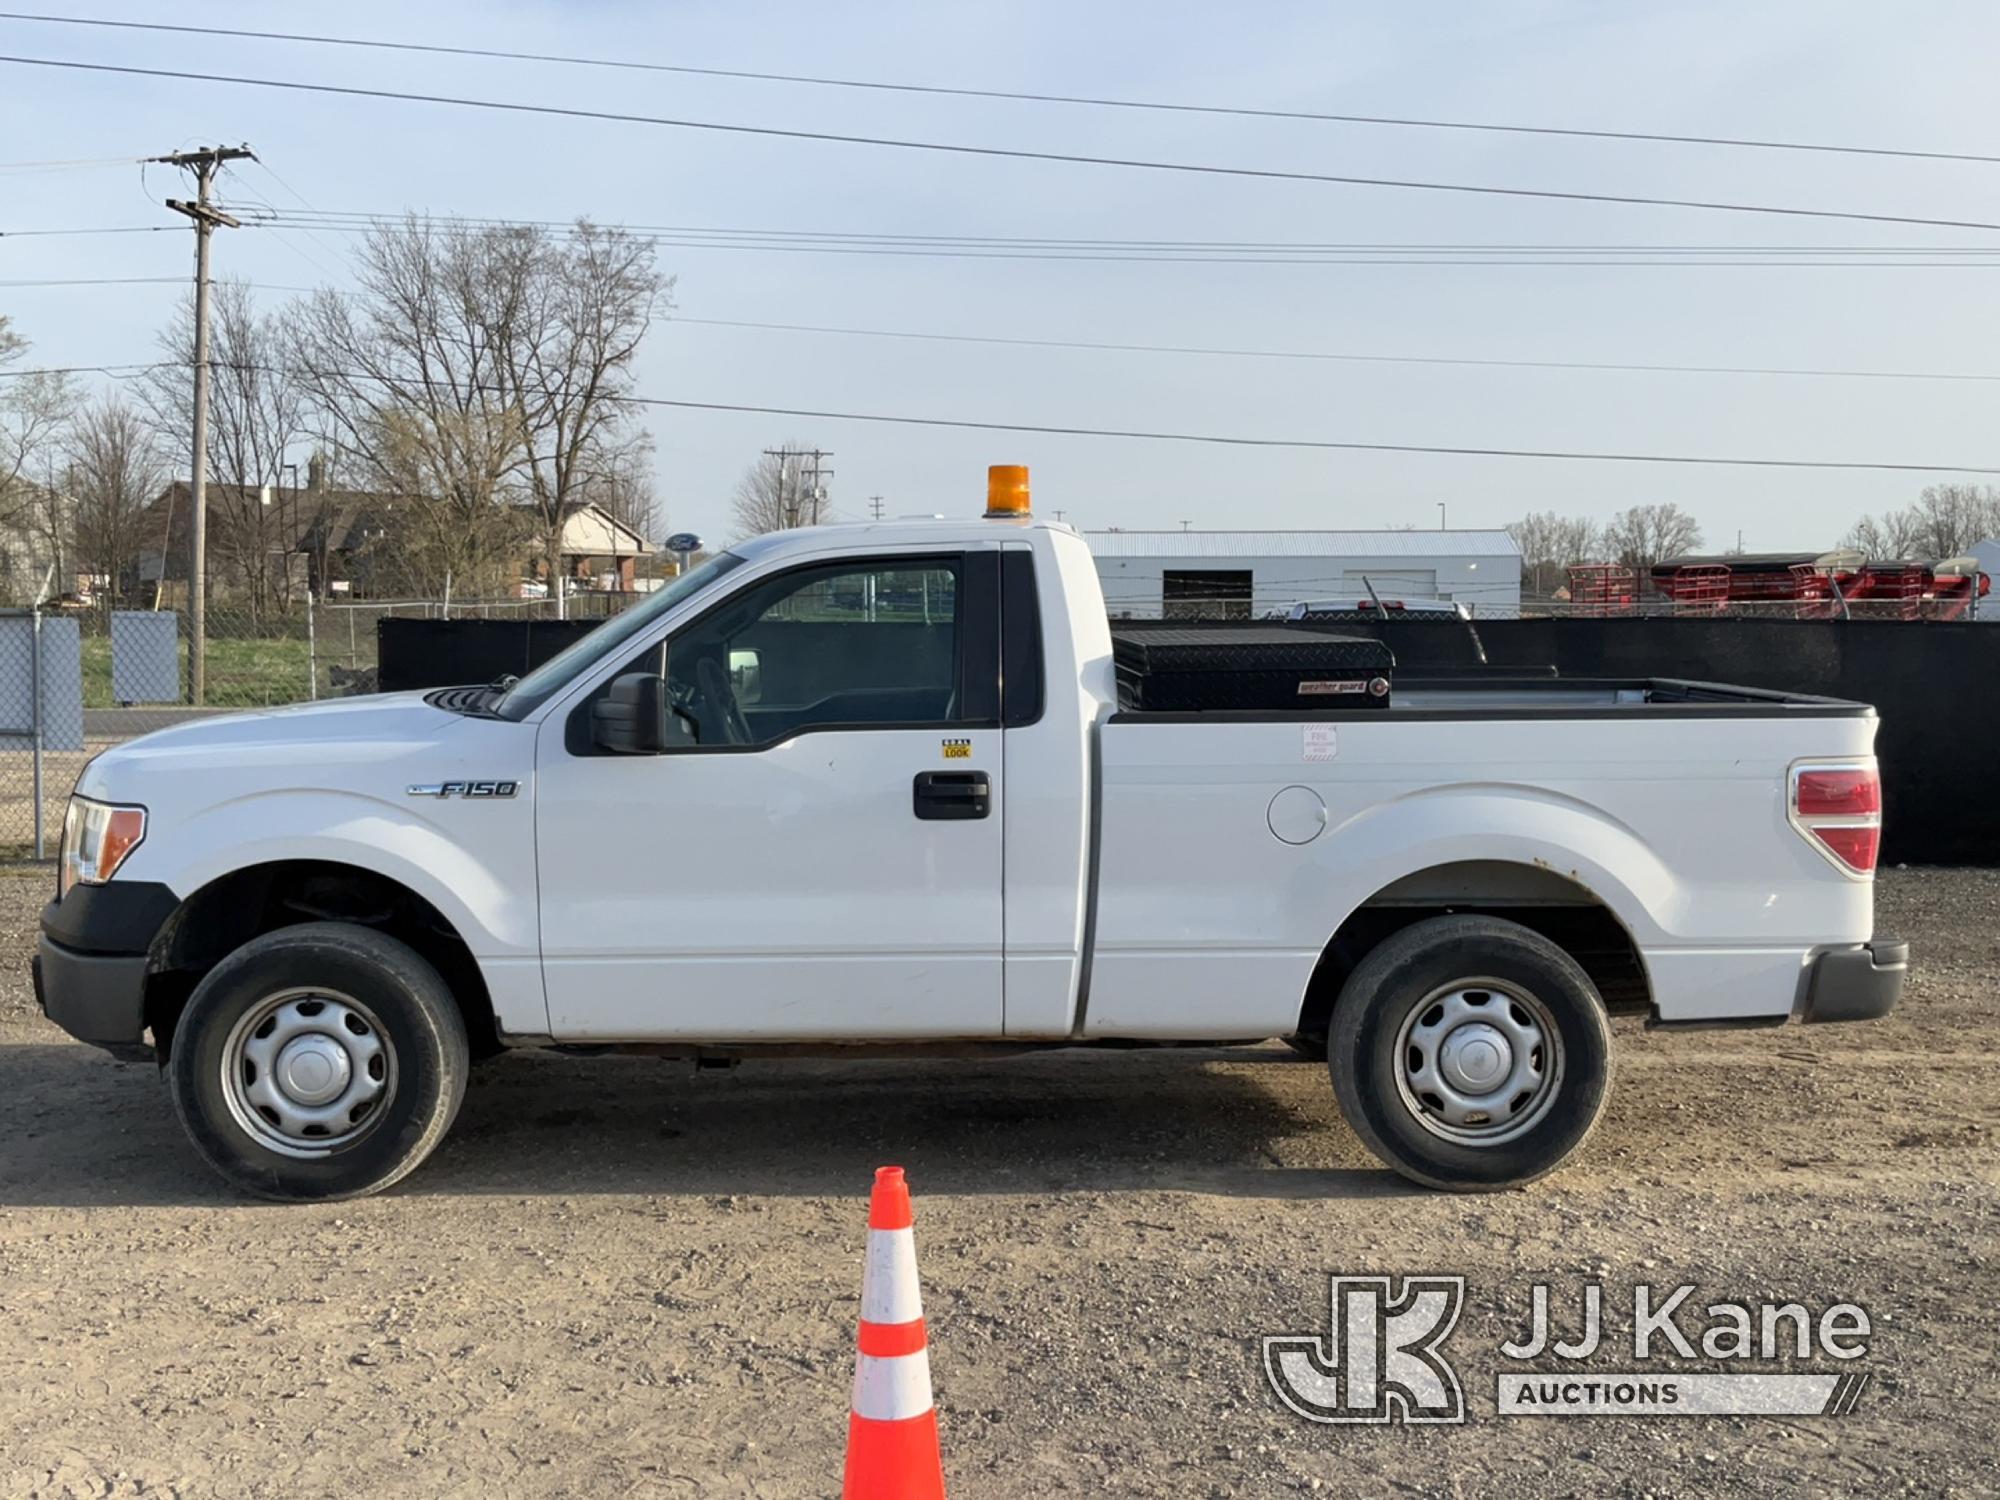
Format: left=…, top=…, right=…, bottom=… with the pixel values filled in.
left=407, top=780, right=519, bottom=798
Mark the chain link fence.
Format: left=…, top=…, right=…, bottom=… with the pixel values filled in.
left=0, top=592, right=641, bottom=857
left=1, top=575, right=1982, bottom=857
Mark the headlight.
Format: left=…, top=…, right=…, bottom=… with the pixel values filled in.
left=58, top=796, right=147, bottom=899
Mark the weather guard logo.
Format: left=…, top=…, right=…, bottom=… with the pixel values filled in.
left=1264, top=1275, right=1466, bottom=1425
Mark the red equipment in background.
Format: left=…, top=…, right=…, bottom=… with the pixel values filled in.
left=1564, top=564, right=1639, bottom=616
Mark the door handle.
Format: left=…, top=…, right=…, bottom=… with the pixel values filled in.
left=913, top=770, right=991, bottom=820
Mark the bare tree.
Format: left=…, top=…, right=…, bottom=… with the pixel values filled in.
left=1841, top=509, right=1924, bottom=559
left=504, top=222, right=671, bottom=614
left=355, top=406, right=534, bottom=600
left=0, top=317, right=81, bottom=601
left=1602, top=503, right=1704, bottom=573
left=594, top=426, right=660, bottom=538
left=1505, top=511, right=1602, bottom=596
left=287, top=216, right=540, bottom=597
left=1898, top=484, right=2000, bottom=558
left=1842, top=485, right=2000, bottom=561
left=0, top=316, right=78, bottom=523
left=66, top=396, right=163, bottom=612
left=144, top=279, right=314, bottom=617
left=729, top=443, right=825, bottom=538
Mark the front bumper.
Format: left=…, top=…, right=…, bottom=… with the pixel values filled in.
left=34, top=881, right=179, bottom=1060
left=1799, top=937, right=1907, bottom=1023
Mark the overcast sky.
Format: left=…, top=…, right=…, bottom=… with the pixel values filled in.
left=3, top=1, right=1997, bottom=549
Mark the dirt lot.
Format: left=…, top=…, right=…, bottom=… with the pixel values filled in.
left=0, top=867, right=1993, bottom=1498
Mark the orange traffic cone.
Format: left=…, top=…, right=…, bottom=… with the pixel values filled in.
left=842, top=1166, right=947, bottom=1500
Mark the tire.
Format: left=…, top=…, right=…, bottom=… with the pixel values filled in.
left=167, top=922, right=470, bottom=1202
left=1328, top=914, right=1612, bottom=1191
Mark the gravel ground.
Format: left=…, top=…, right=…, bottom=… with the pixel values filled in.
left=0, top=866, right=1993, bottom=1498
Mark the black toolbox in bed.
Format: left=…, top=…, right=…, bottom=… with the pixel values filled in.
left=1110, top=627, right=1394, bottom=712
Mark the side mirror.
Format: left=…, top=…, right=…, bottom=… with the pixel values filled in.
left=593, top=673, right=696, bottom=753
left=727, top=647, right=763, bottom=706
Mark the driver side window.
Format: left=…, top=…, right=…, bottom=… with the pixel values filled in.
left=665, top=556, right=964, bottom=747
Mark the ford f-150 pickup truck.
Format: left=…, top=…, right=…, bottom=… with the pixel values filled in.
left=34, top=467, right=1905, bottom=1200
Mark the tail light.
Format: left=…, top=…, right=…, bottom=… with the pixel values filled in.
left=1790, top=764, right=1881, bottom=876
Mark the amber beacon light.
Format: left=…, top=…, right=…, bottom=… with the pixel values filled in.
left=986, top=464, right=1031, bottom=517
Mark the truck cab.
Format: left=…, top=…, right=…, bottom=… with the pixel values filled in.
left=36, top=468, right=1905, bottom=1200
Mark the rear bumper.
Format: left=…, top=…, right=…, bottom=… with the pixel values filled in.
left=1798, top=937, right=1907, bottom=1024
left=35, top=881, right=178, bottom=1060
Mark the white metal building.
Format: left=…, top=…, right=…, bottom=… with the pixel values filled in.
left=1087, top=529, right=1523, bottom=619
left=1969, top=538, right=1999, bottom=619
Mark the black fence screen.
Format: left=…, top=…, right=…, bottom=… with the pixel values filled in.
left=1304, top=616, right=1997, bottom=866
left=381, top=615, right=1999, bottom=864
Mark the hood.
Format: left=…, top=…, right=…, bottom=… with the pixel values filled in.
left=76, top=691, right=505, bottom=798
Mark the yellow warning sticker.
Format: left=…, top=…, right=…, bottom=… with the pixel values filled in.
left=941, top=737, right=972, bottom=760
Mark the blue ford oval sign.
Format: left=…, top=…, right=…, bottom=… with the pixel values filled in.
left=665, top=532, right=703, bottom=553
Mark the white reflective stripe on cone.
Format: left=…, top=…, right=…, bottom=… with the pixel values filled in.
left=861, top=1227, right=923, bottom=1325
left=852, top=1350, right=935, bottom=1423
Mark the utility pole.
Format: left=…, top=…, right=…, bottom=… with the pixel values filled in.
left=803, top=449, right=831, bottom=525
left=1438, top=502, right=1447, bottom=531
left=156, top=144, right=253, bottom=705
left=764, top=446, right=833, bottom=529
left=869, top=495, right=884, bottom=521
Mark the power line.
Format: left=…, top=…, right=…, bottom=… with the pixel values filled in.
left=6, top=354, right=1992, bottom=471
left=26, top=212, right=2000, bottom=265
left=0, top=151, right=144, bottom=172
left=2, top=11, right=1991, bottom=167
left=616, top=394, right=2000, bottom=474
left=670, top=316, right=2000, bottom=384
left=0, top=224, right=178, bottom=237
left=246, top=211, right=2000, bottom=252
left=0, top=360, right=175, bottom=380
left=14, top=315, right=2000, bottom=389
left=0, top=275, right=183, bottom=286
left=231, top=213, right=2000, bottom=266
left=6, top=53, right=2000, bottom=233
left=0, top=276, right=316, bottom=290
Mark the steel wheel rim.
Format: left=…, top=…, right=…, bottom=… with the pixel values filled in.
left=220, top=987, right=396, bottom=1158
left=1392, top=977, right=1563, bottom=1146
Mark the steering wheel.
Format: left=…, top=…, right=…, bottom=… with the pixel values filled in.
left=695, top=657, right=752, bottom=745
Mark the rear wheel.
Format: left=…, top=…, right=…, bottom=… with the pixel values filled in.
left=1328, top=914, right=1612, bottom=1190
left=167, top=922, right=469, bottom=1201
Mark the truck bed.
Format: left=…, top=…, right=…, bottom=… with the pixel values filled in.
left=1078, top=688, right=1878, bottom=1040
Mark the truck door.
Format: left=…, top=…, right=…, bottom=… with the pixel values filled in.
left=533, top=549, right=1004, bottom=1040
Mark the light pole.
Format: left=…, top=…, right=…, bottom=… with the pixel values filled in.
left=1438, top=502, right=1447, bottom=531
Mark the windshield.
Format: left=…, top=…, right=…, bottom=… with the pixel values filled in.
left=493, top=552, right=748, bottom=719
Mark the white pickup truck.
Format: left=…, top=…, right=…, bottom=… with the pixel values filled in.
left=35, top=470, right=1904, bottom=1201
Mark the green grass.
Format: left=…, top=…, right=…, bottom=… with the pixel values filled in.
left=79, top=636, right=324, bottom=709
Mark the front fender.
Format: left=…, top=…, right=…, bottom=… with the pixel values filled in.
left=121, top=788, right=538, bottom=960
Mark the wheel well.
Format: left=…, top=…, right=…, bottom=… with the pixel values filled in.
left=142, top=861, right=499, bottom=1059
left=1293, top=861, right=1651, bottom=1039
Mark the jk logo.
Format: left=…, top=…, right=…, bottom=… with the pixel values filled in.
left=1264, top=1276, right=1466, bottom=1425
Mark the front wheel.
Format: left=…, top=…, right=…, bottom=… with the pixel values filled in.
left=1328, top=915, right=1612, bottom=1191
left=167, top=922, right=469, bottom=1201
